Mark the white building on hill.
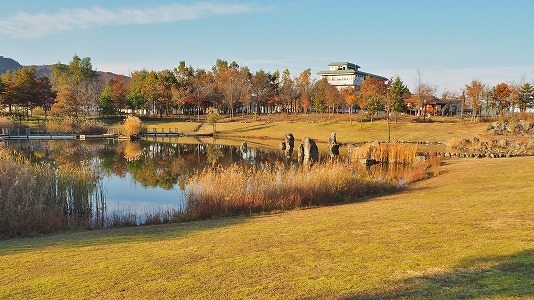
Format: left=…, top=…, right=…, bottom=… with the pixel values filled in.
left=317, top=62, right=388, bottom=89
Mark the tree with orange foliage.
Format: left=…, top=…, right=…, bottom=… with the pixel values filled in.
left=492, top=83, right=512, bottom=118
left=465, top=80, right=485, bottom=121
left=296, top=69, right=313, bottom=114
left=360, top=75, right=386, bottom=123
left=341, top=87, right=357, bottom=124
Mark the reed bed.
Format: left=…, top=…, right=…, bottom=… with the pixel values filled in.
left=184, top=162, right=401, bottom=219
left=348, top=142, right=418, bottom=164
left=0, top=149, right=104, bottom=238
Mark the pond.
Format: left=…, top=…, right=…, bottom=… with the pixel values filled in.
left=3, top=137, right=416, bottom=224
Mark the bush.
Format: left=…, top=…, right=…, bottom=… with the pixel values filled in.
left=122, top=115, right=146, bottom=138
left=79, top=119, right=107, bottom=134
left=0, top=116, right=13, bottom=130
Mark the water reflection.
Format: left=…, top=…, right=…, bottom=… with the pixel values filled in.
left=3, top=138, right=414, bottom=223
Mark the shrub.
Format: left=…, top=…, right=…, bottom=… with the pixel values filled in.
left=0, top=116, right=13, bottom=130
left=45, top=117, right=76, bottom=134
left=123, top=115, right=146, bottom=138
left=79, top=119, right=107, bottom=134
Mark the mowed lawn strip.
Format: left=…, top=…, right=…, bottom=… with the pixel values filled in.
left=147, top=117, right=490, bottom=143
left=1, top=157, right=532, bottom=299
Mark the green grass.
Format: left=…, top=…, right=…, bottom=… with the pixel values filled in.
left=1, top=157, right=532, bottom=299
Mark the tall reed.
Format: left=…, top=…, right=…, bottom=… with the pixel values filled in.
left=348, top=142, right=418, bottom=164
left=0, top=149, right=104, bottom=238
left=184, top=162, right=400, bottom=219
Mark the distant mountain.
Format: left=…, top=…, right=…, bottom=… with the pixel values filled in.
left=0, top=55, right=126, bottom=79
left=0, top=56, right=23, bottom=73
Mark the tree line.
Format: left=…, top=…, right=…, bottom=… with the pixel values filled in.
left=1, top=55, right=533, bottom=121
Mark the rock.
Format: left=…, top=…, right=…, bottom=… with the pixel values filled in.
left=328, top=132, right=340, bottom=158
left=300, top=136, right=319, bottom=164
left=284, top=133, right=295, bottom=158
left=498, top=139, right=507, bottom=148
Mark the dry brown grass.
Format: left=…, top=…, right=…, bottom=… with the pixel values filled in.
left=0, top=149, right=104, bottom=238
left=348, top=142, right=418, bottom=164
left=185, top=162, right=400, bottom=219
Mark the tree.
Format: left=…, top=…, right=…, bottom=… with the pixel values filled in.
left=325, top=81, right=342, bottom=116
left=35, top=76, right=56, bottom=119
left=518, top=82, right=534, bottom=112
left=0, top=68, right=55, bottom=118
left=191, top=69, right=215, bottom=121
left=173, top=61, right=195, bottom=117
left=279, top=69, right=299, bottom=114
left=98, top=86, right=115, bottom=116
left=50, top=55, right=100, bottom=117
left=213, top=59, right=251, bottom=118
left=465, top=80, right=485, bottom=121
left=360, top=75, right=386, bottom=123
left=109, top=75, right=129, bottom=114
left=413, top=71, right=437, bottom=122
left=492, top=83, right=512, bottom=118
left=310, top=77, right=328, bottom=119
left=250, top=70, right=276, bottom=116
left=388, top=76, right=409, bottom=123
left=295, top=69, right=313, bottom=114
left=206, top=107, right=221, bottom=133
left=341, top=87, right=357, bottom=124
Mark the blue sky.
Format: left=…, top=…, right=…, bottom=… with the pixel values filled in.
left=1, top=0, right=534, bottom=93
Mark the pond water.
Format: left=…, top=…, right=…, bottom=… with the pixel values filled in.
left=3, top=138, right=415, bottom=223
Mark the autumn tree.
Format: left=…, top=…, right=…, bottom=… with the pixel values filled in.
left=206, top=106, right=221, bottom=133
left=279, top=69, right=299, bottom=114
left=191, top=69, right=215, bottom=121
left=0, top=67, right=56, bottom=119
left=51, top=55, right=100, bottom=117
left=295, top=69, right=313, bottom=113
left=465, top=80, right=485, bottom=120
left=492, top=83, right=512, bottom=118
left=310, top=77, right=328, bottom=119
left=212, top=59, right=251, bottom=118
left=341, top=87, right=357, bottom=124
left=360, top=75, right=386, bottom=123
left=325, top=82, right=342, bottom=116
left=413, top=71, right=437, bottom=122
left=172, top=61, right=195, bottom=117
left=250, top=70, right=276, bottom=116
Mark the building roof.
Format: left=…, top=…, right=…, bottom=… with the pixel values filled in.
left=328, top=62, right=361, bottom=69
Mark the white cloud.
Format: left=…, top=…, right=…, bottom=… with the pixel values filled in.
left=0, top=3, right=265, bottom=38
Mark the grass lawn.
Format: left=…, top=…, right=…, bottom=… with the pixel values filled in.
left=1, top=157, right=532, bottom=299
left=145, top=115, right=490, bottom=144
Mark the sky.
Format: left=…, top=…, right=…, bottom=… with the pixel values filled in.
left=1, top=0, right=534, bottom=93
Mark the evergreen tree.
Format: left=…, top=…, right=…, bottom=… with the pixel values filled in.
left=518, top=82, right=534, bottom=112
left=389, top=76, right=409, bottom=123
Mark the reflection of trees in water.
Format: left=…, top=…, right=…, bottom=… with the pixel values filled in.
left=5, top=139, right=345, bottom=191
